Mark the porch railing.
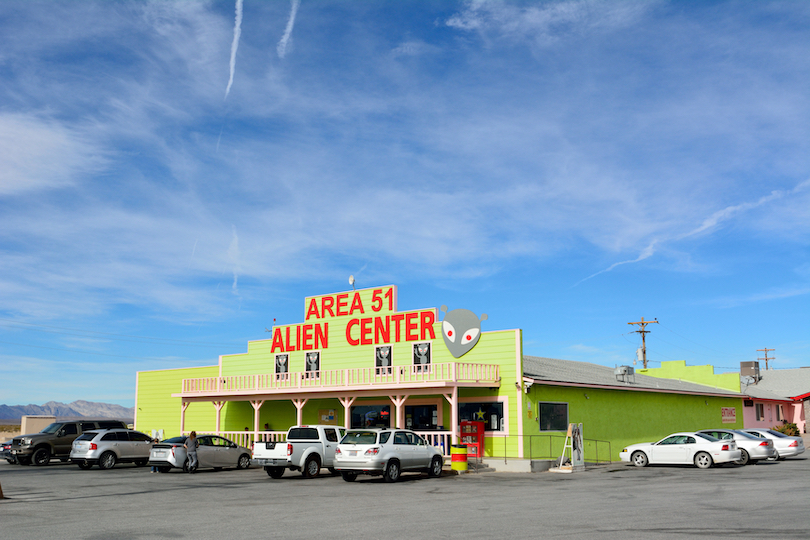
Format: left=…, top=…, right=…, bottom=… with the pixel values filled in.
left=181, top=362, right=500, bottom=394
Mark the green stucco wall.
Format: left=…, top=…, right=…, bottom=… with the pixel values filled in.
left=638, top=360, right=740, bottom=392
left=522, top=384, right=744, bottom=462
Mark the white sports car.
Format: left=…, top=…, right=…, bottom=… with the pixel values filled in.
left=619, top=432, right=741, bottom=469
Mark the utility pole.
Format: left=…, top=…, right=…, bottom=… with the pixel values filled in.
left=757, top=348, right=775, bottom=370
left=628, top=317, right=658, bottom=369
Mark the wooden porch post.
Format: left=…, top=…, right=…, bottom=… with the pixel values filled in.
left=213, top=401, right=226, bottom=434
left=292, top=398, right=308, bottom=426
left=338, top=396, right=356, bottom=430
left=389, top=395, right=409, bottom=428
left=443, top=387, right=458, bottom=445
left=251, top=400, right=264, bottom=439
left=180, top=401, right=190, bottom=434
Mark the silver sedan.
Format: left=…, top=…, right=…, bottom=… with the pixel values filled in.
left=741, top=429, right=806, bottom=460
left=148, top=435, right=252, bottom=472
left=696, top=429, right=776, bottom=465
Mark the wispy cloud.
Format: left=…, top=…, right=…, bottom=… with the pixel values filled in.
left=225, top=0, right=244, bottom=99
left=227, top=225, right=241, bottom=296
left=574, top=241, right=658, bottom=286
left=277, top=0, right=300, bottom=59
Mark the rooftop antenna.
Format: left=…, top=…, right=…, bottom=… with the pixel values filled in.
left=349, top=275, right=356, bottom=291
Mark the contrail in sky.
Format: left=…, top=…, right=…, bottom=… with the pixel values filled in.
left=277, top=0, right=300, bottom=59
left=225, top=0, right=244, bottom=99
left=573, top=241, right=658, bottom=287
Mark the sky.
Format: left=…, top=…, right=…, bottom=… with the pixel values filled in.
left=1, top=0, right=808, bottom=408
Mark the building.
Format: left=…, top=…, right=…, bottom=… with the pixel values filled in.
left=135, top=285, right=748, bottom=465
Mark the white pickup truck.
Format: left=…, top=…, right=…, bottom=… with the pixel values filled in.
left=252, top=425, right=346, bottom=479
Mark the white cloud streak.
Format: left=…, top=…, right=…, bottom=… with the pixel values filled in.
left=224, top=0, right=244, bottom=99
left=277, top=0, right=300, bottom=59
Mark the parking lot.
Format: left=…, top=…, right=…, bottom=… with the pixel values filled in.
left=2, top=456, right=809, bottom=539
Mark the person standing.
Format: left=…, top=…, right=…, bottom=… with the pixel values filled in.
left=184, top=431, right=198, bottom=474
left=150, top=435, right=161, bottom=473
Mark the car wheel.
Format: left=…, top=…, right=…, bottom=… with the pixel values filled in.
left=428, top=456, right=443, bottom=477
left=266, top=466, right=285, bottom=478
left=158, top=466, right=171, bottom=473
left=182, top=458, right=190, bottom=473
left=694, top=452, right=713, bottom=469
left=98, top=451, right=117, bottom=470
left=341, top=471, right=357, bottom=482
left=303, top=456, right=321, bottom=478
left=383, top=460, right=400, bottom=483
left=735, top=449, right=750, bottom=466
left=32, top=447, right=51, bottom=466
left=17, top=456, right=31, bottom=466
left=237, top=454, right=251, bottom=470
left=77, top=460, right=93, bottom=470
left=328, top=467, right=339, bottom=476
left=768, top=450, right=780, bottom=461
left=631, top=451, right=648, bottom=467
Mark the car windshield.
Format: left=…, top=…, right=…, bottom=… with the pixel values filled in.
left=41, top=423, right=64, bottom=434
left=765, top=429, right=789, bottom=438
left=695, top=433, right=718, bottom=442
left=341, top=431, right=378, bottom=445
left=732, top=430, right=759, bottom=440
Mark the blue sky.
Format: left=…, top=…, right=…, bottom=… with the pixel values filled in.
left=1, top=1, right=808, bottom=408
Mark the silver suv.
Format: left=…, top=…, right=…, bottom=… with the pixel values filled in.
left=70, top=429, right=155, bottom=470
left=333, top=428, right=444, bottom=482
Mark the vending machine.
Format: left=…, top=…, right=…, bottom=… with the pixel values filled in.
left=459, top=420, right=485, bottom=460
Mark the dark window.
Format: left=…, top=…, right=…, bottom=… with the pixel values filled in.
left=81, top=423, right=97, bottom=431
left=62, top=424, right=78, bottom=435
left=76, top=432, right=97, bottom=441
left=538, top=402, right=568, bottom=432
left=101, top=433, right=117, bottom=441
left=379, top=432, right=391, bottom=444
left=288, top=427, right=319, bottom=440
left=324, top=429, right=338, bottom=443
left=129, top=432, right=152, bottom=442
left=115, top=431, right=129, bottom=441
left=460, top=402, right=505, bottom=431
left=341, top=431, right=378, bottom=445
left=393, top=432, right=408, bottom=444
left=350, top=405, right=391, bottom=428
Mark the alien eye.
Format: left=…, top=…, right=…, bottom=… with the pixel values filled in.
left=461, top=328, right=480, bottom=345
left=443, top=320, right=456, bottom=342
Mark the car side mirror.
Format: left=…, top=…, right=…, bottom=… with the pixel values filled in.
left=57, top=429, right=65, bottom=437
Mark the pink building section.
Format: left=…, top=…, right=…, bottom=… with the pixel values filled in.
left=742, top=398, right=806, bottom=434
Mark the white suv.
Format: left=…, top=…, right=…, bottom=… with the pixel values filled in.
left=70, top=429, right=155, bottom=470
left=334, top=428, right=444, bottom=482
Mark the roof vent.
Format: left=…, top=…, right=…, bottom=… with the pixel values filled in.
left=614, top=365, right=635, bottom=384
left=740, top=361, right=760, bottom=383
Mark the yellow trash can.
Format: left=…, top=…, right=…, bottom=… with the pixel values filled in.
left=450, top=444, right=468, bottom=473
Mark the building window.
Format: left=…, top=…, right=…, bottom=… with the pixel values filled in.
left=275, top=354, right=289, bottom=380
left=459, top=402, right=504, bottom=432
left=776, top=404, right=783, bottom=422
left=538, top=402, right=568, bottom=431
left=305, top=351, right=320, bottom=379
left=351, top=405, right=391, bottom=428
left=755, top=403, right=765, bottom=421
left=375, top=345, right=392, bottom=375
left=413, top=342, right=431, bottom=372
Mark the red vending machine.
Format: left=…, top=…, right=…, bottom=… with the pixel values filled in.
left=459, top=420, right=485, bottom=460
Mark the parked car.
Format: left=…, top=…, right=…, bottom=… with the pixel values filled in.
left=252, top=424, right=346, bottom=479
left=10, top=419, right=128, bottom=466
left=740, top=428, right=806, bottom=460
left=696, top=429, right=776, bottom=465
left=619, top=432, right=741, bottom=469
left=148, top=434, right=251, bottom=472
left=333, top=428, right=444, bottom=482
left=2, top=440, right=15, bottom=464
left=70, top=429, right=155, bottom=469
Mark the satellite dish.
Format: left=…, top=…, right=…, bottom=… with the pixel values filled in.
left=349, top=275, right=355, bottom=290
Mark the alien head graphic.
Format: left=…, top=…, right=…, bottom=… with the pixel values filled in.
left=440, top=305, right=488, bottom=358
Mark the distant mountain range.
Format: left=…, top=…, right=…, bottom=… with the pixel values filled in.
left=0, top=400, right=134, bottom=423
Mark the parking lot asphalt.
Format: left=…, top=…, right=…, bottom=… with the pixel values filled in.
left=1, top=456, right=809, bottom=539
